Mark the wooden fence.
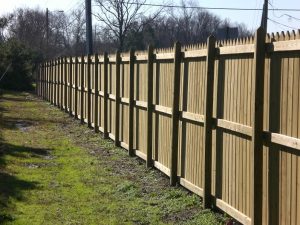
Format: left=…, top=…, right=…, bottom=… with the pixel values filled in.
left=36, top=28, right=300, bottom=225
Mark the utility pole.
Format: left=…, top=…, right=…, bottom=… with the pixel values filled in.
left=261, top=0, right=269, bottom=31
left=94, top=24, right=97, bottom=50
left=46, top=8, right=49, bottom=48
left=85, top=0, right=93, bottom=54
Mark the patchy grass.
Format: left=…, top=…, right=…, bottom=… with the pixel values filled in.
left=0, top=91, right=228, bottom=225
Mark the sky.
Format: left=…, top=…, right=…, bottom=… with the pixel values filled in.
left=0, top=0, right=299, bottom=33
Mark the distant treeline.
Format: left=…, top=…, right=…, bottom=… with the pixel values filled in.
left=0, top=0, right=252, bottom=90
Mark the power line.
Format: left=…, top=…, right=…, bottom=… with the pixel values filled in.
left=269, top=1, right=300, bottom=21
left=114, top=2, right=300, bottom=12
left=268, top=1, right=300, bottom=28
left=272, top=12, right=300, bottom=21
left=268, top=18, right=298, bottom=30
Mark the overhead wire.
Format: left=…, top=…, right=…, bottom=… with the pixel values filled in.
left=267, top=0, right=299, bottom=30
left=115, top=2, right=300, bottom=11
left=268, top=17, right=298, bottom=30
left=269, top=1, right=300, bottom=20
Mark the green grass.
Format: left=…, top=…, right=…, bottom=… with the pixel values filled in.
left=0, top=91, right=227, bottom=225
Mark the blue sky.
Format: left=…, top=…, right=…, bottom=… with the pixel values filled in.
left=0, top=0, right=299, bottom=33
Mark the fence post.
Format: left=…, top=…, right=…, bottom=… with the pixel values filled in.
left=87, top=55, right=92, bottom=127
left=46, top=61, right=49, bottom=101
left=60, top=57, right=64, bottom=110
left=50, top=60, right=53, bottom=104
left=80, top=55, right=85, bottom=124
left=53, top=60, right=56, bottom=105
left=52, top=60, right=54, bottom=104
left=48, top=61, right=50, bottom=101
left=69, top=57, right=73, bottom=116
left=251, top=27, right=266, bottom=225
left=36, top=64, right=39, bottom=96
left=44, top=62, right=46, bottom=100
left=47, top=61, right=50, bottom=101
left=63, top=57, right=68, bottom=112
left=57, top=58, right=60, bottom=108
left=115, top=51, right=121, bottom=146
left=74, top=57, right=79, bottom=118
left=170, top=42, right=182, bottom=186
left=94, top=54, right=99, bottom=132
left=54, top=59, right=57, bottom=106
left=146, top=45, right=154, bottom=168
left=103, top=52, right=109, bottom=138
left=39, top=63, right=42, bottom=97
left=44, top=63, right=46, bottom=99
left=49, top=61, right=51, bottom=102
left=128, top=49, right=135, bottom=156
left=40, top=63, right=42, bottom=97
left=45, top=62, right=47, bottom=100
left=203, top=35, right=216, bottom=208
left=48, top=61, right=51, bottom=101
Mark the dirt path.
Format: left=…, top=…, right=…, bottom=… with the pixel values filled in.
left=0, top=91, right=226, bottom=225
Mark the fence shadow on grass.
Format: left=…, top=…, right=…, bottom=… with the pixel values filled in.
left=0, top=91, right=48, bottom=223
left=0, top=137, right=46, bottom=223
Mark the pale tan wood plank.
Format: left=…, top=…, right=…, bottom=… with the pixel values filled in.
left=216, top=198, right=251, bottom=225
left=219, top=44, right=254, bottom=55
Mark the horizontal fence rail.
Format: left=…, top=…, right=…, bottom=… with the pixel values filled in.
left=36, top=28, right=300, bottom=225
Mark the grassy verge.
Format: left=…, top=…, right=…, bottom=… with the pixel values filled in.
left=0, top=91, right=227, bottom=225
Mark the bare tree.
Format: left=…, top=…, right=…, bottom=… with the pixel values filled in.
left=8, top=8, right=47, bottom=53
left=68, top=8, right=86, bottom=55
left=93, top=0, right=149, bottom=50
left=0, top=16, right=12, bottom=42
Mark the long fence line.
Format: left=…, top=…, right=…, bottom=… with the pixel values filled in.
left=36, top=27, right=300, bottom=225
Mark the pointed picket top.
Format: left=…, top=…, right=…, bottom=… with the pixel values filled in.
left=182, top=42, right=208, bottom=51
left=286, top=31, right=291, bottom=40
left=280, top=31, right=285, bottom=41
left=296, top=29, right=300, bottom=39
left=291, top=30, right=296, bottom=40
left=135, top=49, right=148, bottom=56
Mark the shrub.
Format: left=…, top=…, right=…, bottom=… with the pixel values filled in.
left=0, top=39, right=39, bottom=91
